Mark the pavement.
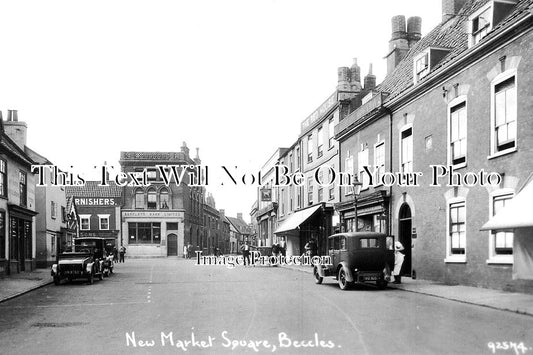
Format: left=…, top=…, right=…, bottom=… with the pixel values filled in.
left=0, top=267, right=53, bottom=303
left=280, top=263, right=533, bottom=317
left=1, top=262, right=532, bottom=318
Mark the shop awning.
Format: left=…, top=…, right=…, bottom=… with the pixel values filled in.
left=481, top=179, right=533, bottom=231
left=274, top=205, right=321, bottom=234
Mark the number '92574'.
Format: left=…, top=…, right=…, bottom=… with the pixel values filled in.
left=487, top=342, right=531, bottom=355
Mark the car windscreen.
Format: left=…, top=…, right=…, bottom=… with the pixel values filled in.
left=74, top=241, right=97, bottom=253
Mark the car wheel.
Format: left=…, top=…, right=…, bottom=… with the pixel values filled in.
left=338, top=268, right=351, bottom=290
left=377, top=280, right=388, bottom=290
left=313, top=266, right=323, bottom=284
left=88, top=272, right=94, bottom=285
left=54, top=276, right=60, bottom=286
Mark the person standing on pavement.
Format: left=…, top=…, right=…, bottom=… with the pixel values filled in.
left=393, top=241, right=405, bottom=284
left=304, top=238, right=318, bottom=258
left=240, top=241, right=251, bottom=266
left=119, top=245, right=126, bottom=263
left=279, top=237, right=287, bottom=257
left=183, top=245, right=188, bottom=259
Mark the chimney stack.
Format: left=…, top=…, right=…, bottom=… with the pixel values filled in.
left=407, top=16, right=422, bottom=48
left=442, top=0, right=467, bottom=22
left=181, top=141, right=190, bottom=157
left=364, top=64, right=376, bottom=91
left=3, top=110, right=27, bottom=150
left=194, top=147, right=201, bottom=164
left=237, top=213, right=243, bottom=220
left=350, top=58, right=361, bottom=83
left=385, top=15, right=410, bottom=75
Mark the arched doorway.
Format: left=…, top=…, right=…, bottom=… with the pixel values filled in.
left=398, top=203, right=412, bottom=277
left=167, top=234, right=178, bottom=256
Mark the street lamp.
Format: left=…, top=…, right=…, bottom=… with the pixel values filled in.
left=352, top=176, right=363, bottom=232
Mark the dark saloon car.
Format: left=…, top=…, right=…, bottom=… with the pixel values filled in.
left=313, top=232, right=395, bottom=290
left=51, top=238, right=107, bottom=285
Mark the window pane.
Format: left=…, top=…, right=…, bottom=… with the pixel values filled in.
left=495, top=91, right=506, bottom=126
left=506, top=88, right=517, bottom=124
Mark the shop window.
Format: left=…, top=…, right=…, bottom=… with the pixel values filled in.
left=129, top=222, right=161, bottom=244
left=0, top=211, right=4, bottom=258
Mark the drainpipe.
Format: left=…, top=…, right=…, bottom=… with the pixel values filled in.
left=383, top=106, right=394, bottom=237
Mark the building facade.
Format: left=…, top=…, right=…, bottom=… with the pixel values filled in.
left=65, top=181, right=122, bottom=250
left=119, top=142, right=204, bottom=257
left=271, top=60, right=377, bottom=256
left=0, top=111, right=37, bottom=275
left=28, top=149, right=78, bottom=268
left=336, top=0, right=533, bottom=293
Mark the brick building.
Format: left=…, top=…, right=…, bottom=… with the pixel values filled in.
left=65, top=181, right=122, bottom=248
left=335, top=0, right=533, bottom=293
left=119, top=142, right=204, bottom=257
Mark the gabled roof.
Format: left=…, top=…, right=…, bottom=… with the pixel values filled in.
left=65, top=181, right=122, bottom=198
left=379, top=0, right=533, bottom=103
left=0, top=132, right=34, bottom=167
left=226, top=216, right=252, bottom=235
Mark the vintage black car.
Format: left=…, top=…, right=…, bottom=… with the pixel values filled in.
left=51, top=237, right=107, bottom=285
left=313, top=232, right=395, bottom=290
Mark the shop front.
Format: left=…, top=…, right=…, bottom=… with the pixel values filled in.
left=274, top=203, right=333, bottom=257
left=337, top=190, right=389, bottom=234
left=121, top=210, right=184, bottom=257
left=8, top=205, right=37, bottom=273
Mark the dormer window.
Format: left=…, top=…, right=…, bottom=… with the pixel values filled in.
left=413, top=47, right=451, bottom=84
left=470, top=4, right=492, bottom=46
left=414, top=52, right=429, bottom=82
left=469, top=0, right=517, bottom=48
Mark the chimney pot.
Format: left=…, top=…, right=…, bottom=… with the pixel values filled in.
left=442, top=0, right=467, bottom=22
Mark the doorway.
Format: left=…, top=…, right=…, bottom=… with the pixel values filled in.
left=167, top=233, right=178, bottom=256
left=398, top=203, right=412, bottom=277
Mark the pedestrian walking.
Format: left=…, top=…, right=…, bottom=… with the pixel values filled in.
left=279, top=237, right=287, bottom=257
left=304, top=238, right=318, bottom=258
left=187, top=244, right=193, bottom=259
left=113, top=247, right=118, bottom=262
left=183, top=244, right=188, bottom=259
left=240, top=241, right=251, bottom=266
left=393, top=241, right=405, bottom=284
left=119, top=245, right=126, bottom=263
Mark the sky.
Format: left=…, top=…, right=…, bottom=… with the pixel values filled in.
left=0, top=0, right=442, bottom=223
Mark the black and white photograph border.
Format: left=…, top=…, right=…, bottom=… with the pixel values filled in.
left=0, top=0, right=533, bottom=354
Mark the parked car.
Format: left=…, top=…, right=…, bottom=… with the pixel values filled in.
left=313, top=232, right=395, bottom=290
left=51, top=237, right=106, bottom=285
